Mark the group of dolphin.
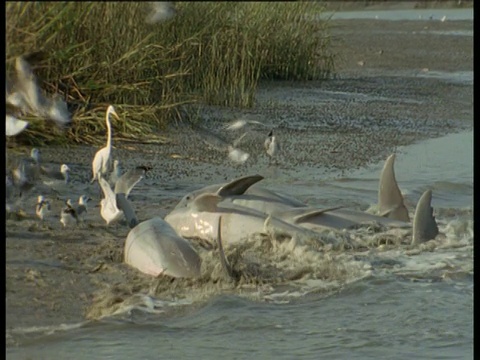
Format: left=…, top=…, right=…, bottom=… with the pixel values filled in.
left=124, top=153, right=439, bottom=280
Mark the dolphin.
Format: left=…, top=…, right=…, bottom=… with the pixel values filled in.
left=165, top=188, right=438, bottom=246
left=173, top=154, right=412, bottom=224
left=166, top=154, right=439, bottom=245
left=119, top=190, right=202, bottom=278
left=164, top=193, right=325, bottom=246
left=173, top=174, right=306, bottom=213
left=124, top=217, right=202, bottom=278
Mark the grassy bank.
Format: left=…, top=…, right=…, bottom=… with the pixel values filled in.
left=6, top=2, right=334, bottom=146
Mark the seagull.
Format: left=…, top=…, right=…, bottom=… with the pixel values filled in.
left=99, top=166, right=150, bottom=226
left=40, top=163, right=71, bottom=185
left=6, top=114, right=28, bottom=136
left=75, top=195, right=92, bottom=224
left=91, top=105, right=120, bottom=183
left=7, top=56, right=71, bottom=128
left=224, top=118, right=266, bottom=131
left=191, top=123, right=251, bottom=165
left=145, top=2, right=176, bottom=24
left=264, top=129, right=280, bottom=160
left=60, top=199, right=78, bottom=227
left=109, top=159, right=122, bottom=187
left=35, top=195, right=51, bottom=221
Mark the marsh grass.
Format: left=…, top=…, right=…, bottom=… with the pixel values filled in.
left=6, top=2, right=334, bottom=145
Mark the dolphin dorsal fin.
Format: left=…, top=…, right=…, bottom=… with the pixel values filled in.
left=216, top=175, right=264, bottom=197
left=283, top=206, right=344, bottom=224
left=412, top=190, right=439, bottom=245
left=378, top=154, right=410, bottom=222
left=192, top=193, right=222, bottom=212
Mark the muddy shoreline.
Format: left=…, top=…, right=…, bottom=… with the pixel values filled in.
left=5, top=16, right=473, bottom=335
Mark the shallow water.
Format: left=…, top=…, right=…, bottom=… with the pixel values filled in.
left=7, top=127, right=473, bottom=360
left=323, top=8, right=473, bottom=21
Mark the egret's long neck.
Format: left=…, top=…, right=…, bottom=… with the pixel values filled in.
left=106, top=112, right=112, bottom=150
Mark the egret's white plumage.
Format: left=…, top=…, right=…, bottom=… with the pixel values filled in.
left=91, top=105, right=119, bottom=183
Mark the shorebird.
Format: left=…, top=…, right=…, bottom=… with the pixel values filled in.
left=75, top=195, right=92, bottom=224
left=60, top=199, right=78, bottom=227
left=264, top=129, right=280, bottom=163
left=91, top=105, right=120, bottom=183
left=109, top=159, right=122, bottom=187
left=35, top=195, right=51, bottom=221
left=99, top=166, right=150, bottom=226
left=7, top=56, right=71, bottom=128
left=145, top=2, right=176, bottom=24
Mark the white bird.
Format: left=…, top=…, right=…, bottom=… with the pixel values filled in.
left=227, top=145, right=250, bottom=164
left=264, top=129, right=280, bottom=160
left=60, top=199, right=78, bottom=227
left=6, top=114, right=28, bottom=136
left=40, top=163, right=71, bottom=185
left=91, top=105, right=120, bottom=183
left=145, top=2, right=176, bottom=24
left=8, top=56, right=71, bottom=128
left=35, top=195, right=51, bottom=221
left=10, top=149, right=41, bottom=196
left=75, top=195, right=92, bottom=223
left=99, top=166, right=149, bottom=226
left=109, top=159, right=122, bottom=187
left=224, top=118, right=265, bottom=131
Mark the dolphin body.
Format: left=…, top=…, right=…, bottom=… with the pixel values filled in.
left=124, top=217, right=202, bottom=278
left=165, top=193, right=325, bottom=246
left=166, top=154, right=438, bottom=245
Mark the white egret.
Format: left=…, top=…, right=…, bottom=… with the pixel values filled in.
left=91, top=105, right=120, bottom=183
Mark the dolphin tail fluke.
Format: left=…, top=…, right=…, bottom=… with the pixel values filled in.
left=412, top=190, right=439, bottom=245
left=378, top=154, right=410, bottom=222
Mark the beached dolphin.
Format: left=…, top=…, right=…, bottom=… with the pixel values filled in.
left=173, top=154, right=410, bottom=223
left=165, top=188, right=438, bottom=247
left=124, top=217, right=202, bottom=278
left=166, top=154, right=438, bottom=245
left=165, top=193, right=326, bottom=246
left=116, top=184, right=202, bottom=278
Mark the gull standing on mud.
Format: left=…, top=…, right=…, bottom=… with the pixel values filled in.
left=264, top=129, right=280, bottom=162
left=75, top=195, right=92, bottom=224
left=35, top=195, right=51, bottom=221
left=60, top=199, right=78, bottom=227
left=91, top=105, right=120, bottom=183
